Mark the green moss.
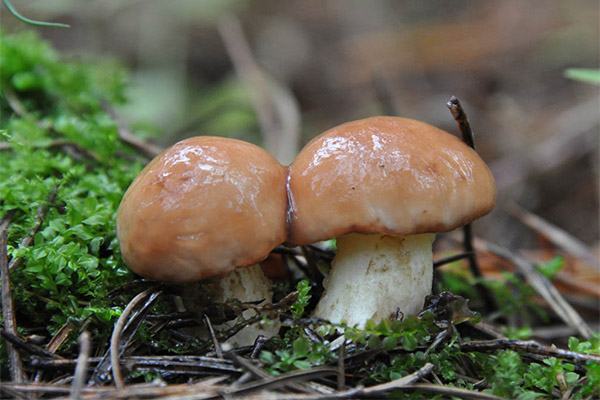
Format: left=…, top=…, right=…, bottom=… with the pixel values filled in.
left=0, top=29, right=144, bottom=360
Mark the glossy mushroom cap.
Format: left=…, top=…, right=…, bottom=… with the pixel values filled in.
left=287, top=116, right=497, bottom=245
left=117, top=136, right=287, bottom=282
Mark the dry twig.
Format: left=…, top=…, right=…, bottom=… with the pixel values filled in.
left=460, top=339, right=600, bottom=364
left=434, top=252, right=475, bottom=268
left=337, top=339, right=346, bottom=391
left=8, top=185, right=59, bottom=271
left=69, top=331, right=91, bottom=400
left=102, top=103, right=163, bottom=158
left=33, top=355, right=240, bottom=374
left=447, top=95, right=496, bottom=314
left=1, top=377, right=228, bottom=399
left=1, top=229, right=24, bottom=382
left=1, top=331, right=61, bottom=359
left=218, top=15, right=300, bottom=165
left=204, top=315, right=223, bottom=359
left=0, top=210, right=16, bottom=233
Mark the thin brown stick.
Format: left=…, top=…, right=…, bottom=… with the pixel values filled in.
left=508, top=203, right=599, bottom=270
left=225, top=351, right=272, bottom=382
left=460, top=339, right=600, bottom=364
left=447, top=95, right=475, bottom=148
left=102, top=103, right=163, bottom=158
left=218, top=15, right=300, bottom=165
left=0, top=378, right=227, bottom=399
left=447, top=95, right=496, bottom=314
left=0, top=210, right=16, bottom=233
left=33, top=354, right=240, bottom=374
left=433, top=252, right=475, bottom=268
left=0, top=331, right=60, bottom=359
left=425, top=329, right=450, bottom=356
left=8, top=185, right=59, bottom=271
left=475, top=238, right=594, bottom=338
left=337, top=339, right=346, bottom=391
left=204, top=315, right=223, bottom=359
left=1, top=229, right=24, bottom=382
left=110, top=289, right=157, bottom=389
left=69, top=331, right=91, bottom=400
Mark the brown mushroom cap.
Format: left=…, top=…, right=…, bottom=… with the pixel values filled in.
left=286, top=116, right=497, bottom=245
left=117, top=136, right=287, bottom=282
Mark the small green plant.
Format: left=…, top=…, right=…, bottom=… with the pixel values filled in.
left=290, top=279, right=312, bottom=319
left=536, top=256, right=565, bottom=279
left=260, top=336, right=316, bottom=374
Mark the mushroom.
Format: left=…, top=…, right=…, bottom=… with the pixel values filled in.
left=286, top=116, right=496, bottom=328
left=117, top=136, right=287, bottom=345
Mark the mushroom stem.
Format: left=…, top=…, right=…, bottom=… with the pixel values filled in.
left=206, top=263, right=280, bottom=346
left=313, top=233, right=435, bottom=328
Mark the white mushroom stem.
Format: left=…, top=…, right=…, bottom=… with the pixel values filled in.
left=205, top=263, right=280, bottom=346
left=313, top=233, right=435, bottom=328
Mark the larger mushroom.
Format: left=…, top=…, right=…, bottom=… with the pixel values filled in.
left=286, top=116, right=496, bottom=328
left=117, top=136, right=287, bottom=344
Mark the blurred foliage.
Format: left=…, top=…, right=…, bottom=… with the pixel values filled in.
left=0, top=30, right=144, bottom=364
left=564, top=68, right=600, bottom=84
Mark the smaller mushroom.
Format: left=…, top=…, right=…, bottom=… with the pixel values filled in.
left=286, top=116, right=497, bottom=328
left=117, top=136, right=287, bottom=345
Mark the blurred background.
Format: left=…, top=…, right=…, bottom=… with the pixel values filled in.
left=2, top=0, right=599, bottom=252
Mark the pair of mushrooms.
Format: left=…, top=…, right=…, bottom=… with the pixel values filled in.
left=117, top=116, right=496, bottom=340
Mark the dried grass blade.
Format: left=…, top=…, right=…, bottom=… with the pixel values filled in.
left=509, top=203, right=599, bottom=270
left=476, top=238, right=594, bottom=338
left=111, top=288, right=161, bottom=388
left=221, top=367, right=338, bottom=398
left=360, top=362, right=434, bottom=395
left=401, top=383, right=506, bottom=400
left=45, top=320, right=75, bottom=354
left=226, top=351, right=318, bottom=394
